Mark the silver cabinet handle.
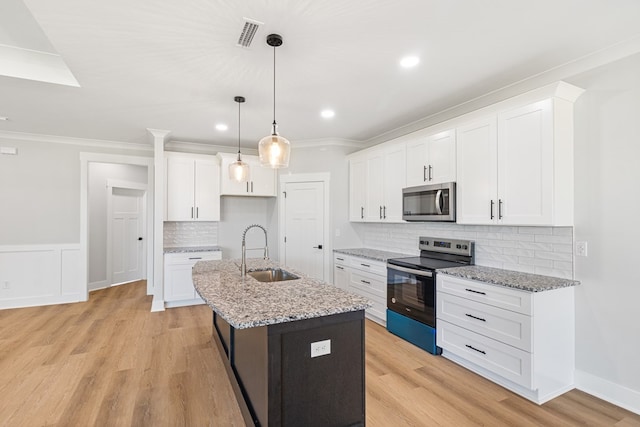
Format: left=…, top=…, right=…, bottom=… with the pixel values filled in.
left=423, top=165, right=427, bottom=182
left=387, top=264, right=433, bottom=277
left=428, top=164, right=433, bottom=181
left=246, top=182, right=249, bottom=193
left=196, top=207, right=199, bottom=219
left=361, top=207, right=364, bottom=219
left=361, top=263, right=370, bottom=267
left=498, top=199, right=503, bottom=219
left=336, top=257, right=344, bottom=261
left=361, top=280, right=371, bottom=285
left=465, top=344, right=486, bottom=355
left=191, top=207, right=194, bottom=219
left=336, top=266, right=344, bottom=270
left=251, top=182, right=254, bottom=193
left=383, top=206, right=386, bottom=219
left=490, top=200, right=495, bottom=220
left=465, top=313, right=486, bottom=322
left=189, top=257, right=203, bottom=260
left=379, top=206, right=382, bottom=219
left=435, top=190, right=443, bottom=215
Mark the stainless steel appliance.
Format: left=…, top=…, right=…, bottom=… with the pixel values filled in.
left=387, top=236, right=474, bottom=354
left=402, top=182, right=456, bottom=222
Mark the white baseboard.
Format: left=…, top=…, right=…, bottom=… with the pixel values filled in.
left=576, top=370, right=640, bottom=415
left=88, top=280, right=109, bottom=292
left=150, top=296, right=165, bottom=312
left=0, top=293, right=85, bottom=309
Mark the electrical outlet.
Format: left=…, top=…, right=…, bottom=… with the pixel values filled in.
left=576, top=241, right=588, bottom=257
left=310, top=339, right=331, bottom=358
left=2, top=281, right=9, bottom=290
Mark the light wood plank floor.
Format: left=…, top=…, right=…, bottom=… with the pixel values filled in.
left=1, top=281, right=638, bottom=426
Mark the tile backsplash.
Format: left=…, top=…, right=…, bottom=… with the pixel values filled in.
left=164, top=221, right=219, bottom=247
left=354, top=223, right=574, bottom=279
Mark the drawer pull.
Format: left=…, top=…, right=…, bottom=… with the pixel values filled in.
left=336, top=266, right=344, bottom=270
left=189, top=257, right=203, bottom=260
left=361, top=263, right=370, bottom=267
left=361, top=280, right=371, bottom=285
left=465, top=288, right=486, bottom=295
left=337, top=257, right=344, bottom=261
left=465, top=344, right=486, bottom=355
left=465, top=313, right=486, bottom=322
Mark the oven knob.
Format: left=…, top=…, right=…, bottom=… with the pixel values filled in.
left=391, top=298, right=396, bottom=303
left=463, top=245, right=468, bottom=250
left=456, top=244, right=461, bottom=249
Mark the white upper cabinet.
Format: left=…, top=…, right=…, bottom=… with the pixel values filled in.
left=406, top=129, right=456, bottom=187
left=457, top=92, right=581, bottom=226
left=217, top=153, right=277, bottom=197
left=349, top=143, right=406, bottom=223
left=166, top=153, right=220, bottom=221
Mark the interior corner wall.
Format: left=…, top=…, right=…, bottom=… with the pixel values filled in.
left=218, top=196, right=276, bottom=260
left=567, top=52, right=640, bottom=412
left=88, top=162, right=147, bottom=286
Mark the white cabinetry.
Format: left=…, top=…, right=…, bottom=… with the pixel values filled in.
left=166, top=153, right=220, bottom=221
left=406, top=129, right=456, bottom=187
left=164, top=250, right=222, bottom=307
left=217, top=153, right=277, bottom=197
left=457, top=95, right=580, bottom=226
left=332, top=253, right=387, bottom=325
left=436, top=274, right=575, bottom=404
left=349, top=143, right=405, bottom=223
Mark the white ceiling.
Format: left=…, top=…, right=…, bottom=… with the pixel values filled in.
left=2, top=0, right=640, bottom=148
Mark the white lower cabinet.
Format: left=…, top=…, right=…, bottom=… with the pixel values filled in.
left=436, top=274, right=575, bottom=404
left=333, top=253, right=387, bottom=325
left=164, top=251, right=222, bottom=307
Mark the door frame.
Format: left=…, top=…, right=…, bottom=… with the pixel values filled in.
left=106, top=179, right=148, bottom=286
left=278, top=173, right=331, bottom=282
left=80, top=153, right=154, bottom=300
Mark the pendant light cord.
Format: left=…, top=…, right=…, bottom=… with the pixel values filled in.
left=272, top=45, right=277, bottom=134
left=238, top=99, right=241, bottom=155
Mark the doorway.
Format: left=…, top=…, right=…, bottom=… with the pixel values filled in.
left=279, top=173, right=331, bottom=281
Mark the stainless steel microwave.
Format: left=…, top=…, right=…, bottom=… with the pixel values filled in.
left=402, top=182, right=456, bottom=222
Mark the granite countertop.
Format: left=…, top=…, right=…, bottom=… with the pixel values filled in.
left=438, top=265, right=580, bottom=292
left=333, top=248, right=413, bottom=262
left=192, top=259, right=371, bottom=329
left=164, top=245, right=222, bottom=254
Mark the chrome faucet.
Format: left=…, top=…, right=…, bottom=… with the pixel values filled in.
left=241, top=224, right=269, bottom=277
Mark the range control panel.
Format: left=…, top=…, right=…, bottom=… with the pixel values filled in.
left=419, top=236, right=474, bottom=257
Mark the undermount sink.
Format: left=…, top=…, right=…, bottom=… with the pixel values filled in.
left=248, top=268, right=299, bottom=282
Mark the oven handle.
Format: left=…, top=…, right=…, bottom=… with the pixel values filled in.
left=388, top=264, right=433, bottom=278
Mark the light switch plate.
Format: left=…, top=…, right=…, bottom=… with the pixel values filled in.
left=311, top=339, right=331, bottom=358
left=576, top=241, right=588, bottom=257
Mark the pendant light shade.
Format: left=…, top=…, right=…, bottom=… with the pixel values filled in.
left=259, top=34, right=290, bottom=169
left=229, top=96, right=250, bottom=182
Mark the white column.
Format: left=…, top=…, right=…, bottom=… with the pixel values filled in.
left=147, top=128, right=171, bottom=312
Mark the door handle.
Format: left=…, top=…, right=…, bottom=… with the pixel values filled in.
left=138, top=237, right=143, bottom=241
left=313, top=245, right=323, bottom=249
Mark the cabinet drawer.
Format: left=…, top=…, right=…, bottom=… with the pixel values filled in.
left=349, top=270, right=386, bottom=299
left=333, top=253, right=350, bottom=266
left=349, top=257, right=386, bottom=275
left=165, top=251, right=222, bottom=265
left=437, top=275, right=532, bottom=315
left=349, top=286, right=386, bottom=325
left=438, top=320, right=532, bottom=388
left=437, top=292, right=532, bottom=352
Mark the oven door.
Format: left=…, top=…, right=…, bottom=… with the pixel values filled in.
left=387, top=264, right=435, bottom=327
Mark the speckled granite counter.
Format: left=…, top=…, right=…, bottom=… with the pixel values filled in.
left=192, top=258, right=371, bottom=329
left=164, top=245, right=221, bottom=253
left=438, top=265, right=580, bottom=292
left=333, top=248, right=412, bottom=262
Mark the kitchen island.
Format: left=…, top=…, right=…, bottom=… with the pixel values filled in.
left=192, top=258, right=370, bottom=427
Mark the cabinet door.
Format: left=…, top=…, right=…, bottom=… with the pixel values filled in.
left=498, top=100, right=553, bottom=225
left=365, top=152, right=384, bottom=221
left=165, top=263, right=196, bottom=301
left=194, top=159, right=220, bottom=221
left=349, top=158, right=367, bottom=221
left=428, top=129, right=456, bottom=184
left=166, top=157, right=195, bottom=221
left=456, top=117, right=498, bottom=224
left=219, top=154, right=248, bottom=196
left=382, top=144, right=406, bottom=222
left=405, top=138, right=428, bottom=187
left=333, top=265, right=349, bottom=290
left=249, top=159, right=277, bottom=197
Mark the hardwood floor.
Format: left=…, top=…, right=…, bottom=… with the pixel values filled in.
left=1, top=281, right=638, bottom=426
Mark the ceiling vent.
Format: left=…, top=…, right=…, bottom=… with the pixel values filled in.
left=237, top=18, right=263, bottom=48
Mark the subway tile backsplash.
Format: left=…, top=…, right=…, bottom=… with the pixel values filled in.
left=354, top=223, right=574, bottom=279
left=164, top=221, right=219, bottom=247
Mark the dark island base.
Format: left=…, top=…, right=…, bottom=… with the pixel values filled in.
left=213, top=310, right=366, bottom=427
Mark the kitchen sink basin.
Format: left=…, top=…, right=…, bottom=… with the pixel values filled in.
left=248, top=268, right=299, bottom=282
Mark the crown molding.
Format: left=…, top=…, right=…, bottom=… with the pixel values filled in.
left=166, top=139, right=258, bottom=156
left=292, top=138, right=369, bottom=149
left=0, top=130, right=152, bottom=151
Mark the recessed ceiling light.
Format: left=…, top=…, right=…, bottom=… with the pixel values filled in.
left=215, top=123, right=228, bottom=131
left=400, top=56, right=420, bottom=68
left=321, top=109, right=335, bottom=119
left=0, top=116, right=8, bottom=121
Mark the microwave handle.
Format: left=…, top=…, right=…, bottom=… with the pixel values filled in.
left=435, top=189, right=443, bottom=215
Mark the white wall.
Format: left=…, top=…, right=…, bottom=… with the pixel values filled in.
left=88, top=162, right=147, bottom=286
left=567, top=53, right=640, bottom=411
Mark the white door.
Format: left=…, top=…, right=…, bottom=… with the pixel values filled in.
left=111, top=188, right=145, bottom=285
left=283, top=182, right=325, bottom=280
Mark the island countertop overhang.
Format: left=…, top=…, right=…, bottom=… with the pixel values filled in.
left=192, top=258, right=371, bottom=329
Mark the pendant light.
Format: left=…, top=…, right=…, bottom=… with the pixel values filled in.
left=258, top=33, right=290, bottom=168
left=229, top=96, right=250, bottom=182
